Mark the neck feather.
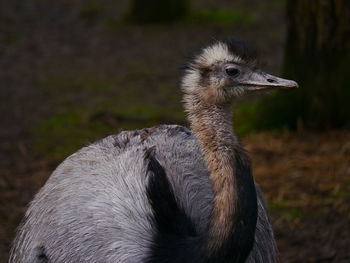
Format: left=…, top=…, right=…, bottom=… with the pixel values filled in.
left=184, top=93, right=257, bottom=260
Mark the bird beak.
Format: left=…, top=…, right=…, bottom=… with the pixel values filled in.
left=243, top=71, right=299, bottom=91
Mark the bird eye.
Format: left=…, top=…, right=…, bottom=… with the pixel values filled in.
left=225, top=67, right=240, bottom=78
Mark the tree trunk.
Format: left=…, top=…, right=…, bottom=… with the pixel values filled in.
left=259, top=0, right=350, bottom=129
left=129, top=0, right=188, bottom=23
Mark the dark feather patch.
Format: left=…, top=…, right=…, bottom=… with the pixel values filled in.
left=145, top=150, right=196, bottom=237
left=229, top=148, right=258, bottom=262
left=35, top=246, right=48, bottom=263
left=145, top=148, right=198, bottom=262
left=222, top=37, right=260, bottom=67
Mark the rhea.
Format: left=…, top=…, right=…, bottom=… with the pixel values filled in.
left=10, top=39, right=297, bottom=263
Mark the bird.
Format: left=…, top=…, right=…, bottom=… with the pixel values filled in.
left=9, top=38, right=298, bottom=263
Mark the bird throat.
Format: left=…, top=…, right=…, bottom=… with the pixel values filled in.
left=186, top=100, right=257, bottom=261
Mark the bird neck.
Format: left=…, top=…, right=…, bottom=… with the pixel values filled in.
left=184, top=96, right=257, bottom=261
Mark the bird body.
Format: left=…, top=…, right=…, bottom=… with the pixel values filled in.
left=10, top=38, right=297, bottom=262
left=10, top=125, right=276, bottom=263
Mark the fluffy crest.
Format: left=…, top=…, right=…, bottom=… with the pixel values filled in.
left=188, top=38, right=260, bottom=69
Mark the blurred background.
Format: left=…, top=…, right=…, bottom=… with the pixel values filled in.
left=0, top=0, right=349, bottom=262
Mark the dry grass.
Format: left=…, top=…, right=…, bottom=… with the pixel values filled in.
left=244, top=130, right=350, bottom=262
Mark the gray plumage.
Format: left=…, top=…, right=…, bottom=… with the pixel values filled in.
left=10, top=126, right=276, bottom=263
left=10, top=38, right=298, bottom=262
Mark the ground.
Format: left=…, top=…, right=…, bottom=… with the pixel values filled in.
left=245, top=131, right=350, bottom=262
left=0, top=0, right=349, bottom=262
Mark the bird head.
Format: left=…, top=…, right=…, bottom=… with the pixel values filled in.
left=181, top=38, right=298, bottom=105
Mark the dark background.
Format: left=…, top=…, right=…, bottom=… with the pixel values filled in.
left=0, top=0, right=349, bottom=262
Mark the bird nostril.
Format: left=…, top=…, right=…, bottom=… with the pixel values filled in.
left=267, top=78, right=276, bottom=83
